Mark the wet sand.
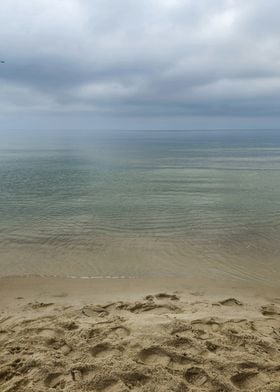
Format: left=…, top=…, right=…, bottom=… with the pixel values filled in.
left=0, top=276, right=280, bottom=391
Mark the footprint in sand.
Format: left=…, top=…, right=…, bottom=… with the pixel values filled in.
left=60, top=321, right=79, bottom=330
left=44, top=372, right=72, bottom=389
left=128, top=301, right=180, bottom=315
left=230, top=371, right=270, bottom=390
left=171, top=323, right=193, bottom=340
left=121, top=372, right=150, bottom=388
left=109, top=300, right=180, bottom=315
left=167, top=350, right=199, bottom=370
left=190, top=291, right=204, bottom=297
left=28, top=302, right=54, bottom=309
left=108, top=326, right=130, bottom=340
left=190, top=318, right=221, bottom=340
left=145, top=293, right=179, bottom=301
left=165, top=334, right=193, bottom=349
left=252, top=318, right=280, bottom=338
left=220, top=320, right=253, bottom=342
left=95, top=379, right=128, bottom=392
left=138, top=347, right=171, bottom=366
left=82, top=306, right=109, bottom=318
left=43, top=336, right=73, bottom=355
left=77, top=367, right=96, bottom=381
left=25, top=327, right=63, bottom=343
left=24, top=328, right=68, bottom=354
left=219, top=298, right=243, bottom=306
left=90, top=343, right=122, bottom=359
left=171, top=319, right=221, bottom=342
left=44, top=368, right=94, bottom=388
left=184, top=367, right=212, bottom=388
left=261, top=304, right=280, bottom=316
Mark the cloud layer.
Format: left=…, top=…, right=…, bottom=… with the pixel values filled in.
left=1, top=0, right=280, bottom=128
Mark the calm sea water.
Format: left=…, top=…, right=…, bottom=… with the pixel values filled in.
left=1, top=129, right=280, bottom=283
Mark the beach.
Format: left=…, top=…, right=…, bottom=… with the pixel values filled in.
left=0, top=276, right=279, bottom=391
left=2, top=0, right=280, bottom=390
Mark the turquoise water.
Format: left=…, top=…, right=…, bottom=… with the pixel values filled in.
left=1, top=130, right=280, bottom=283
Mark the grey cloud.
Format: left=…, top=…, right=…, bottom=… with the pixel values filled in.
left=1, top=0, right=280, bottom=129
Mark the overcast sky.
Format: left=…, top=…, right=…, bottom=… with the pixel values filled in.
left=1, top=0, right=280, bottom=130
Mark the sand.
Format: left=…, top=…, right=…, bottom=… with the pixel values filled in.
left=0, top=276, right=280, bottom=391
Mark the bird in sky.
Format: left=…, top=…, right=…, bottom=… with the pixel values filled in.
left=1, top=60, right=5, bottom=63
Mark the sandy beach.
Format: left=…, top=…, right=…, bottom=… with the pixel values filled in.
left=0, top=276, right=279, bottom=391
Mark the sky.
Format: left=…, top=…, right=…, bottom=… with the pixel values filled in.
left=1, top=0, right=280, bottom=130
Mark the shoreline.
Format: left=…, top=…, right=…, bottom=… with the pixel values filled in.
left=1, top=275, right=280, bottom=309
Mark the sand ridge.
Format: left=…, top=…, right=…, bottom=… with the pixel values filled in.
left=0, top=287, right=280, bottom=391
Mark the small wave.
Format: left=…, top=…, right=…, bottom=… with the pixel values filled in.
left=0, top=273, right=138, bottom=280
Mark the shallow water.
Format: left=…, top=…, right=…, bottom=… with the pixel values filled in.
left=0, top=129, right=280, bottom=283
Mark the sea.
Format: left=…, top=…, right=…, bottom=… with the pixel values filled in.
left=1, top=129, right=280, bottom=284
